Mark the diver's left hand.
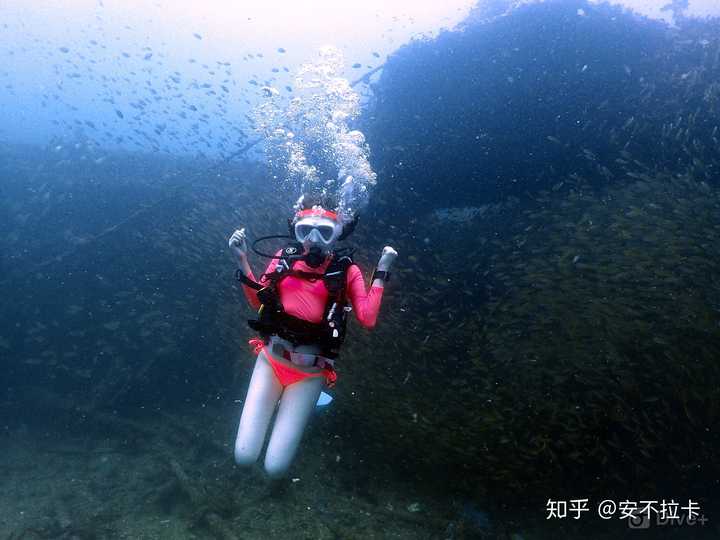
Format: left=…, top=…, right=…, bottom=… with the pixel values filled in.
left=377, top=246, right=398, bottom=271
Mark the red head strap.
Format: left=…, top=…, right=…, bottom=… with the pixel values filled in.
left=295, top=208, right=338, bottom=222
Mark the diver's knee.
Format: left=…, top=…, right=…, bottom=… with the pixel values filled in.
left=234, top=443, right=260, bottom=467
left=263, top=454, right=291, bottom=479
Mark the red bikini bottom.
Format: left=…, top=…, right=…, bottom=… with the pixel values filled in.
left=248, top=338, right=337, bottom=388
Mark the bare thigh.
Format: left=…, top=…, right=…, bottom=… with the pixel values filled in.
left=234, top=352, right=282, bottom=466
left=263, top=374, right=324, bottom=477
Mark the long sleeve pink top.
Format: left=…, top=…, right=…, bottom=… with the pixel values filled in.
left=241, top=252, right=384, bottom=329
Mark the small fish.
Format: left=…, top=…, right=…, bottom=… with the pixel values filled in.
left=622, top=116, right=635, bottom=130
left=193, top=33, right=202, bottom=40
left=277, top=47, right=286, bottom=53
left=352, top=62, right=362, bottom=68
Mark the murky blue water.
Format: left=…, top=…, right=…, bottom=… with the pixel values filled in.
left=2, top=1, right=720, bottom=538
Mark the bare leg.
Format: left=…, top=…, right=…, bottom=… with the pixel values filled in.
left=263, top=375, right=324, bottom=478
left=234, top=351, right=282, bottom=466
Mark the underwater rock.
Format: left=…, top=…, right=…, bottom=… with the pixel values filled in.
left=460, top=502, right=492, bottom=533
left=444, top=502, right=494, bottom=540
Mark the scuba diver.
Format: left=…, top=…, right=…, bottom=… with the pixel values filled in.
left=228, top=193, right=397, bottom=478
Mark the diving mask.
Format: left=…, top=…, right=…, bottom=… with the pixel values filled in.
left=293, top=207, right=342, bottom=246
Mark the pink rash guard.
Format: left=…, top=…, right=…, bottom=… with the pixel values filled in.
left=241, top=251, right=383, bottom=329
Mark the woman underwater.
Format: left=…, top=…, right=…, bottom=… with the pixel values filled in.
left=228, top=193, right=398, bottom=478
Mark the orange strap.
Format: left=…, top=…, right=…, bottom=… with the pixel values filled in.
left=248, top=337, right=265, bottom=355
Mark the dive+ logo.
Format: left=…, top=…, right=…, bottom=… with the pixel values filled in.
left=628, top=513, right=709, bottom=529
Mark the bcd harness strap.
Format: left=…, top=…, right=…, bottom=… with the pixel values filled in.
left=236, top=249, right=354, bottom=359
left=235, top=269, right=263, bottom=291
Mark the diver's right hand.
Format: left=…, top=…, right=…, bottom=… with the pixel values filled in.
left=228, top=228, right=248, bottom=259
